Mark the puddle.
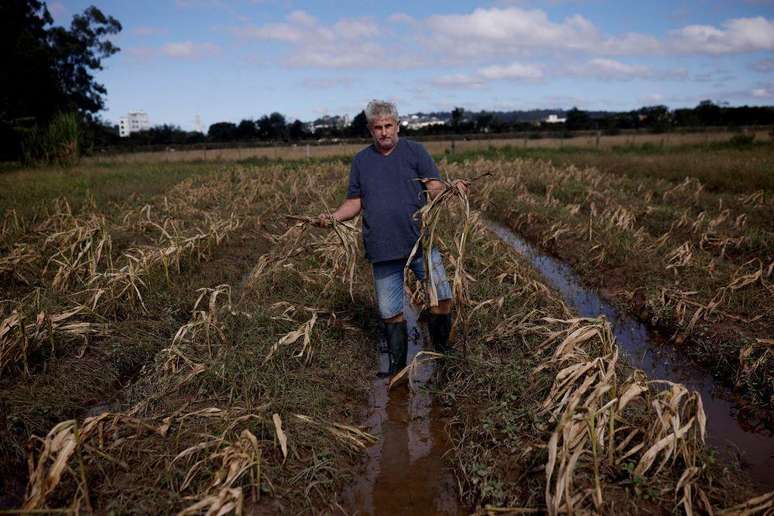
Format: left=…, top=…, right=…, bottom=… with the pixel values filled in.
left=486, top=219, right=774, bottom=488
left=343, top=302, right=464, bottom=515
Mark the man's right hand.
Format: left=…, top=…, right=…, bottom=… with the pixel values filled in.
left=315, top=213, right=335, bottom=228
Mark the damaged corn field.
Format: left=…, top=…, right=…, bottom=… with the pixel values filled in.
left=445, top=145, right=774, bottom=416
left=1, top=149, right=772, bottom=514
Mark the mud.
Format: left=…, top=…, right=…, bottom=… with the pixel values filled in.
left=343, top=302, right=465, bottom=515
left=486, top=219, right=774, bottom=488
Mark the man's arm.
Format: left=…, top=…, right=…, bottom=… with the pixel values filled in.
left=425, top=179, right=469, bottom=200
left=316, top=197, right=361, bottom=226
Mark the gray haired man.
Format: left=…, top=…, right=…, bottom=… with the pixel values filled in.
left=317, top=100, right=467, bottom=376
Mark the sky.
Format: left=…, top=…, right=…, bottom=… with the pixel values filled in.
left=48, top=0, right=774, bottom=131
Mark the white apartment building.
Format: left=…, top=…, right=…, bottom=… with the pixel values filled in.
left=118, top=111, right=151, bottom=137
left=545, top=114, right=567, bottom=124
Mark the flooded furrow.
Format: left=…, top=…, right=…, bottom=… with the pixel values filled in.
left=343, top=302, right=464, bottom=515
left=486, top=219, right=774, bottom=488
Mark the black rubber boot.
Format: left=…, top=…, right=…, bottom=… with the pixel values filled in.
left=384, top=321, right=408, bottom=376
left=428, top=313, right=452, bottom=354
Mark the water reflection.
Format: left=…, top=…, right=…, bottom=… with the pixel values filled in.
left=343, top=301, right=462, bottom=515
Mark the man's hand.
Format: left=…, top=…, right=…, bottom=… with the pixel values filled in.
left=314, top=213, right=335, bottom=228
left=452, top=179, right=470, bottom=195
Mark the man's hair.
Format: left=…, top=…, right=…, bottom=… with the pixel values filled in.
left=365, top=100, right=398, bottom=124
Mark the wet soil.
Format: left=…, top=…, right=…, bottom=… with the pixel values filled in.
left=486, top=220, right=774, bottom=489
left=343, top=303, right=465, bottom=515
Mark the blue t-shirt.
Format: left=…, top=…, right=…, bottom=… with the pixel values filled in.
left=346, top=139, right=441, bottom=263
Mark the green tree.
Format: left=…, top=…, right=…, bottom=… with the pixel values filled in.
left=258, top=112, right=287, bottom=141
left=565, top=107, right=592, bottom=131
left=0, top=0, right=122, bottom=160
left=349, top=110, right=369, bottom=137
left=451, top=107, right=464, bottom=133
left=695, top=100, right=723, bottom=127
left=236, top=119, right=258, bottom=140
left=208, top=122, right=237, bottom=141
left=638, top=105, right=672, bottom=133
left=288, top=120, right=309, bottom=141
left=475, top=112, right=494, bottom=132
left=47, top=6, right=122, bottom=114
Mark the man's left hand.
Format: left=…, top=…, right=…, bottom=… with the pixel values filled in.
left=452, top=179, right=470, bottom=195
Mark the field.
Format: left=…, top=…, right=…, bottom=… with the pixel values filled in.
left=1, top=137, right=772, bottom=514
left=445, top=141, right=774, bottom=413
left=85, top=129, right=771, bottom=165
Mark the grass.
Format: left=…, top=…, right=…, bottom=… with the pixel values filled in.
left=1, top=147, right=772, bottom=513
left=0, top=161, right=219, bottom=219
left=444, top=140, right=774, bottom=193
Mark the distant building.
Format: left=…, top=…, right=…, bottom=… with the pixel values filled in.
left=307, top=115, right=349, bottom=133
left=544, top=114, right=566, bottom=124
left=399, top=114, right=445, bottom=130
left=118, top=111, right=151, bottom=137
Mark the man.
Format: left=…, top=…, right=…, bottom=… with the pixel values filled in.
left=317, top=100, right=465, bottom=376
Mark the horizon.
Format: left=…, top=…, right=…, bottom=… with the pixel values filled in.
left=48, top=0, right=774, bottom=131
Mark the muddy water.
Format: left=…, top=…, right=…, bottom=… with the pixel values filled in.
left=486, top=220, right=774, bottom=488
left=343, top=303, right=464, bottom=515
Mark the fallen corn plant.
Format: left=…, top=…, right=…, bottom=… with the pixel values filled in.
left=293, top=414, right=377, bottom=453
left=23, top=411, right=170, bottom=511
left=0, top=243, right=39, bottom=284
left=530, top=317, right=709, bottom=515
left=404, top=173, right=488, bottom=352
left=0, top=306, right=108, bottom=378
left=286, top=215, right=361, bottom=301
left=264, top=309, right=319, bottom=365
left=388, top=350, right=445, bottom=390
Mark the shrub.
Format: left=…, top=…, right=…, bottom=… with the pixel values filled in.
left=19, top=112, right=80, bottom=167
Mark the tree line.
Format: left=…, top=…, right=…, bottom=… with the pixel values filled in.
left=116, top=102, right=774, bottom=149
left=110, top=111, right=371, bottom=147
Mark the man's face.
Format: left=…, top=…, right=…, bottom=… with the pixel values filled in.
left=369, top=116, right=399, bottom=153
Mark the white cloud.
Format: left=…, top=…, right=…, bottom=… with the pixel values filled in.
left=388, top=12, right=415, bottom=24
left=161, top=41, right=221, bottom=58
left=431, top=74, right=487, bottom=89
left=432, top=61, right=543, bottom=89
left=287, top=10, right=316, bottom=27
left=423, top=8, right=772, bottom=63
left=639, top=93, right=665, bottom=104
left=670, top=17, right=774, bottom=54
left=567, top=58, right=692, bottom=81
left=575, top=58, right=652, bottom=79
left=479, top=62, right=544, bottom=80
left=233, top=11, right=410, bottom=68
left=752, top=87, right=772, bottom=97
left=424, top=7, right=661, bottom=61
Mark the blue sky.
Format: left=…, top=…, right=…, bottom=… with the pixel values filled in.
left=48, top=0, right=774, bottom=130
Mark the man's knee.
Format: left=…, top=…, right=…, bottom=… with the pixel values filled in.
left=384, top=312, right=405, bottom=324
left=430, top=299, right=452, bottom=315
